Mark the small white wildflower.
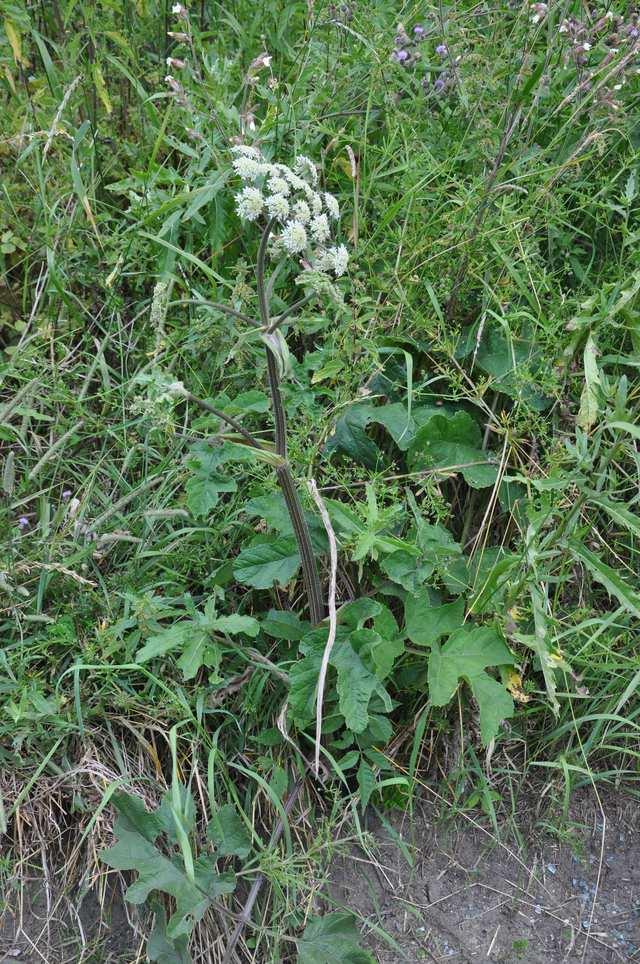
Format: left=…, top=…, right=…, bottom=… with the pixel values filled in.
left=282, top=169, right=308, bottom=192
left=233, top=155, right=267, bottom=181
left=267, top=175, right=291, bottom=196
left=249, top=51, right=272, bottom=71
left=309, top=192, right=323, bottom=215
left=281, top=220, right=308, bottom=254
left=322, top=244, right=349, bottom=277
left=294, top=154, right=319, bottom=184
left=236, top=186, right=264, bottom=221
left=310, top=213, right=331, bottom=243
left=582, top=41, right=592, bottom=50
left=231, top=144, right=263, bottom=160
left=172, top=3, right=186, bottom=14
left=323, top=192, right=340, bottom=220
left=291, top=199, right=311, bottom=224
left=559, top=21, right=569, bottom=33
left=265, top=193, right=290, bottom=221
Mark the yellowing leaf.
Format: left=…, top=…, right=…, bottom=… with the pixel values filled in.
left=576, top=335, right=601, bottom=431
left=4, top=19, right=29, bottom=68
left=92, top=63, right=112, bottom=114
left=3, top=64, right=16, bottom=94
left=335, top=156, right=354, bottom=179
left=506, top=670, right=530, bottom=703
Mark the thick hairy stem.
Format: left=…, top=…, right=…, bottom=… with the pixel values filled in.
left=277, top=465, right=324, bottom=625
left=255, top=220, right=324, bottom=625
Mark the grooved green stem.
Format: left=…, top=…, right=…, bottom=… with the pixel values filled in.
left=257, top=220, right=324, bottom=625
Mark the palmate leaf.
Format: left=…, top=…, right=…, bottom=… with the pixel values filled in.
left=185, top=473, right=236, bottom=518
left=405, top=594, right=465, bottom=647
left=289, top=626, right=391, bottom=734
left=297, top=912, right=375, bottom=964
left=428, top=627, right=514, bottom=744
left=135, top=610, right=259, bottom=680
left=456, top=320, right=550, bottom=411
left=100, top=793, right=235, bottom=944
left=331, top=643, right=381, bottom=733
left=408, top=411, right=498, bottom=489
left=325, top=401, right=444, bottom=467
left=207, top=804, right=251, bottom=858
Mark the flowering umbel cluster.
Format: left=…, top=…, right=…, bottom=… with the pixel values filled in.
left=232, top=146, right=349, bottom=277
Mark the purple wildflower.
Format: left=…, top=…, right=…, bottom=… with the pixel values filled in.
left=62, top=489, right=72, bottom=500
left=433, top=76, right=447, bottom=93
left=18, top=516, right=29, bottom=529
left=629, top=26, right=639, bottom=38
left=436, top=43, right=448, bottom=57
left=414, top=25, right=426, bottom=38
left=393, top=49, right=410, bottom=62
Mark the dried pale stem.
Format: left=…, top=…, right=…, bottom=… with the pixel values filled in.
left=307, top=479, right=338, bottom=776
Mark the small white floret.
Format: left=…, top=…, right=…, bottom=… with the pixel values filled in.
left=281, top=220, right=308, bottom=254
left=236, top=186, right=264, bottom=221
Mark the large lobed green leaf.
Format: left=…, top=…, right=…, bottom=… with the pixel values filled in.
left=408, top=411, right=499, bottom=489
left=428, top=626, right=514, bottom=744
left=297, top=912, right=375, bottom=964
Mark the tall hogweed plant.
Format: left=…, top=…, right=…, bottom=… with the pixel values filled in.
left=172, top=145, right=349, bottom=627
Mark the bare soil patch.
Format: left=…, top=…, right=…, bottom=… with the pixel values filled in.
left=1, top=789, right=638, bottom=962
left=330, top=789, right=639, bottom=963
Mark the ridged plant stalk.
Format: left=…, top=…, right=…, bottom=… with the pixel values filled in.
left=256, top=219, right=325, bottom=625
left=181, top=219, right=325, bottom=626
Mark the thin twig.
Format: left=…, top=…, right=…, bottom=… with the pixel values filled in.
left=307, top=479, right=338, bottom=777
left=166, top=298, right=260, bottom=328
left=179, top=389, right=264, bottom=450
left=221, top=777, right=305, bottom=964
left=267, top=292, right=318, bottom=333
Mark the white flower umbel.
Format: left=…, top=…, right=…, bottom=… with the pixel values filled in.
left=236, top=186, right=264, bottom=221
left=323, top=192, right=340, bottom=220
left=310, top=193, right=323, bottom=215
left=320, top=244, right=349, bottom=277
left=310, top=213, right=330, bottom=243
left=233, top=155, right=266, bottom=181
left=281, top=220, right=308, bottom=254
left=294, top=154, right=319, bottom=184
left=230, top=147, right=349, bottom=275
left=265, top=193, right=290, bottom=221
left=231, top=144, right=263, bottom=160
left=291, top=199, right=311, bottom=224
left=267, top=175, right=291, bottom=196
left=282, top=169, right=308, bottom=193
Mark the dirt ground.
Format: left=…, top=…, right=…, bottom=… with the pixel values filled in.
left=1, top=788, right=638, bottom=963
left=331, top=789, right=640, bottom=963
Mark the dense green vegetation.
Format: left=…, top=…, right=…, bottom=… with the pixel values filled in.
left=1, top=0, right=639, bottom=959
